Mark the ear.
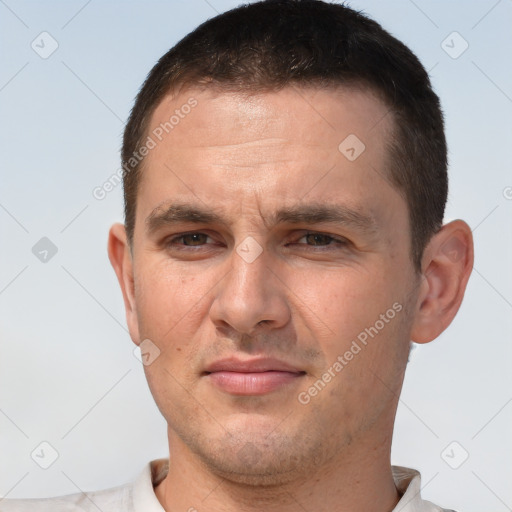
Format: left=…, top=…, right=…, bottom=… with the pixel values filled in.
left=410, top=220, right=474, bottom=344
left=107, top=223, right=140, bottom=345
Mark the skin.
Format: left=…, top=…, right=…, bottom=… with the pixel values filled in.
left=108, top=86, right=473, bottom=512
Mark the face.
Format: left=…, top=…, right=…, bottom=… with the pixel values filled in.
left=124, top=86, right=421, bottom=484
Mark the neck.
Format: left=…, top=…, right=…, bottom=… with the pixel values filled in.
left=155, top=429, right=400, bottom=512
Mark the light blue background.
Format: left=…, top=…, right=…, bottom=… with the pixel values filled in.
left=1, top=1, right=511, bottom=510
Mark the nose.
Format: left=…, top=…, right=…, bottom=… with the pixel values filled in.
left=209, top=240, right=291, bottom=336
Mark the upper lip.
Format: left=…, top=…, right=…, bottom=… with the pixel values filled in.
left=204, top=357, right=304, bottom=374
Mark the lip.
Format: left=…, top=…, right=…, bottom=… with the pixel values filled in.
left=204, top=357, right=303, bottom=374
left=203, top=357, right=306, bottom=396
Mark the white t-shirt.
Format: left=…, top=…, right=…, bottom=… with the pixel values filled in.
left=0, top=460, right=455, bottom=511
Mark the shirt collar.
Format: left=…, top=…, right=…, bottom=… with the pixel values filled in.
left=134, top=460, right=437, bottom=512
left=132, top=458, right=168, bottom=511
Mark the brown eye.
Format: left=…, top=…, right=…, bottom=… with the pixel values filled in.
left=294, top=232, right=348, bottom=248
left=304, top=233, right=335, bottom=246
left=180, top=233, right=209, bottom=246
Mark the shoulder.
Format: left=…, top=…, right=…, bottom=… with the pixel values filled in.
left=391, top=466, right=459, bottom=512
left=0, top=459, right=168, bottom=512
left=0, top=483, right=132, bottom=512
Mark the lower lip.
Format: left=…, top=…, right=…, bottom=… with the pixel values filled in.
left=206, top=371, right=305, bottom=395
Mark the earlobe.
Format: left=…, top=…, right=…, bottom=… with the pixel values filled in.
left=410, top=220, right=474, bottom=344
left=107, top=223, right=140, bottom=343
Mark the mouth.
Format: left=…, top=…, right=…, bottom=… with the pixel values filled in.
left=203, top=357, right=306, bottom=396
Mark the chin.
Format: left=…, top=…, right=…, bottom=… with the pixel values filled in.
left=200, top=446, right=306, bottom=487
left=186, top=424, right=334, bottom=487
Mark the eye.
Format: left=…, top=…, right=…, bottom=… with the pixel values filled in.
left=167, top=232, right=213, bottom=247
left=302, top=233, right=336, bottom=246
left=294, top=232, right=348, bottom=248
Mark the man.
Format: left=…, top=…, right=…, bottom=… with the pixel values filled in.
left=1, top=0, right=473, bottom=510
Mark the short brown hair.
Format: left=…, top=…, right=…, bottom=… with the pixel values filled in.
left=122, top=0, right=447, bottom=270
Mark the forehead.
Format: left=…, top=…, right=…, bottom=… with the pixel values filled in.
left=148, top=84, right=392, bottom=149
left=136, top=85, right=403, bottom=233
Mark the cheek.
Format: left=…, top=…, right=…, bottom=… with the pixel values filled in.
left=134, top=261, right=210, bottom=344
left=292, top=267, right=395, bottom=347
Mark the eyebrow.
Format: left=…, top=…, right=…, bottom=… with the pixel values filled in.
left=146, top=201, right=378, bottom=236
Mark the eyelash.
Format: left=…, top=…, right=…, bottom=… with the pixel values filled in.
left=166, top=231, right=348, bottom=250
